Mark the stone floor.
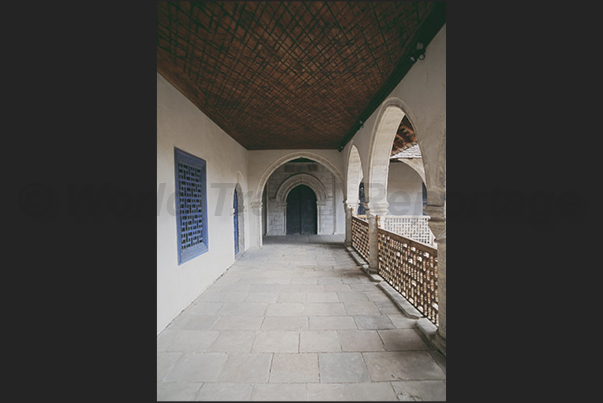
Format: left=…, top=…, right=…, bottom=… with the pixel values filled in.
left=157, top=235, right=446, bottom=401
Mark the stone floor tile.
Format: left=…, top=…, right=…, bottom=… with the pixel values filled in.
left=303, top=302, right=346, bottom=316
left=281, top=284, right=301, bottom=293
left=373, top=299, right=402, bottom=314
left=269, top=353, right=319, bottom=383
left=212, top=275, right=242, bottom=286
left=339, top=383, right=398, bottom=401
left=195, top=382, right=254, bottom=401
left=216, top=302, right=268, bottom=316
left=363, top=351, right=446, bottom=381
left=318, top=352, right=371, bottom=383
left=341, top=277, right=363, bottom=284
left=181, top=315, right=221, bottom=331
left=166, top=312, right=199, bottom=330
left=157, top=330, right=180, bottom=352
left=262, top=316, right=308, bottom=331
left=364, top=290, right=392, bottom=302
left=211, top=316, right=264, bottom=331
left=208, top=331, right=256, bottom=353
left=317, top=277, right=343, bottom=284
left=308, top=316, right=357, bottom=330
left=244, top=292, right=279, bottom=303
left=219, top=283, right=251, bottom=293
left=277, top=292, right=307, bottom=303
left=300, top=330, right=341, bottom=352
left=251, top=383, right=308, bottom=401
left=390, top=380, right=447, bottom=401
left=249, top=284, right=288, bottom=293
left=307, top=383, right=348, bottom=401
left=308, top=382, right=398, bottom=401
left=378, top=329, right=429, bottom=351
left=343, top=302, right=382, bottom=316
left=349, top=283, right=378, bottom=292
left=187, top=302, right=224, bottom=315
left=323, top=284, right=353, bottom=292
left=306, top=292, right=339, bottom=303
left=217, top=353, right=273, bottom=383
left=157, top=381, right=202, bottom=401
left=353, top=315, right=396, bottom=330
left=252, top=331, right=299, bottom=353
left=220, top=292, right=250, bottom=303
left=338, top=330, right=385, bottom=352
left=194, top=292, right=226, bottom=303
left=238, top=276, right=267, bottom=285
left=387, top=314, right=417, bottom=329
left=157, top=352, right=183, bottom=381
left=265, top=303, right=305, bottom=316
left=164, top=353, right=228, bottom=382
left=165, top=330, right=220, bottom=353
left=297, top=284, right=326, bottom=293
left=336, top=292, right=370, bottom=303
left=263, top=277, right=291, bottom=285
left=290, top=277, right=318, bottom=284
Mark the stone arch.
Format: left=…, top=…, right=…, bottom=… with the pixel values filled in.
left=367, top=97, right=425, bottom=214
left=397, top=158, right=426, bottom=184
left=275, top=173, right=328, bottom=203
left=255, top=152, right=344, bottom=204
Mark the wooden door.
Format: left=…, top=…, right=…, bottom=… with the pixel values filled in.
left=286, top=185, right=317, bottom=235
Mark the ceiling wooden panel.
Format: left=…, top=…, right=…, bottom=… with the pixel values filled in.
left=157, top=1, right=445, bottom=150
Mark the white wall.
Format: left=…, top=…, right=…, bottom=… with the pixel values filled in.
left=386, top=162, right=424, bottom=216
left=157, top=72, right=249, bottom=335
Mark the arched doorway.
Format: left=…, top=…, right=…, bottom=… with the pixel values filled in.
left=286, top=185, right=317, bottom=235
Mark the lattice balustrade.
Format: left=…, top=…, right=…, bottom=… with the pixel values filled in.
left=378, top=227, right=438, bottom=325
left=380, top=215, right=435, bottom=246
left=351, top=215, right=369, bottom=261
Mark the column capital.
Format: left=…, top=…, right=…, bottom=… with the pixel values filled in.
left=367, top=201, right=388, bottom=216
left=250, top=201, right=263, bottom=209
left=424, top=204, right=446, bottom=243
left=343, top=199, right=358, bottom=209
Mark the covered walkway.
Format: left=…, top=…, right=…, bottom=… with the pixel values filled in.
left=157, top=236, right=446, bottom=401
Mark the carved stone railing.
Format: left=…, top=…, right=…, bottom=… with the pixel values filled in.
left=378, top=227, right=439, bottom=326
left=380, top=215, right=436, bottom=247
left=351, top=215, right=369, bottom=261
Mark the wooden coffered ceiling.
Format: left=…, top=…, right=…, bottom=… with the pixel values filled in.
left=157, top=1, right=445, bottom=150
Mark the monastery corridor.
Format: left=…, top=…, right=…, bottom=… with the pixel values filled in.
left=157, top=235, right=446, bottom=401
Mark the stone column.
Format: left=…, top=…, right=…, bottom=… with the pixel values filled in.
left=316, top=200, right=328, bottom=235
left=424, top=202, right=446, bottom=354
left=343, top=200, right=355, bottom=247
left=366, top=202, right=388, bottom=274
left=250, top=201, right=263, bottom=248
left=276, top=201, right=287, bottom=235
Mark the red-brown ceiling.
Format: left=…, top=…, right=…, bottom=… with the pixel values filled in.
left=157, top=1, right=445, bottom=150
